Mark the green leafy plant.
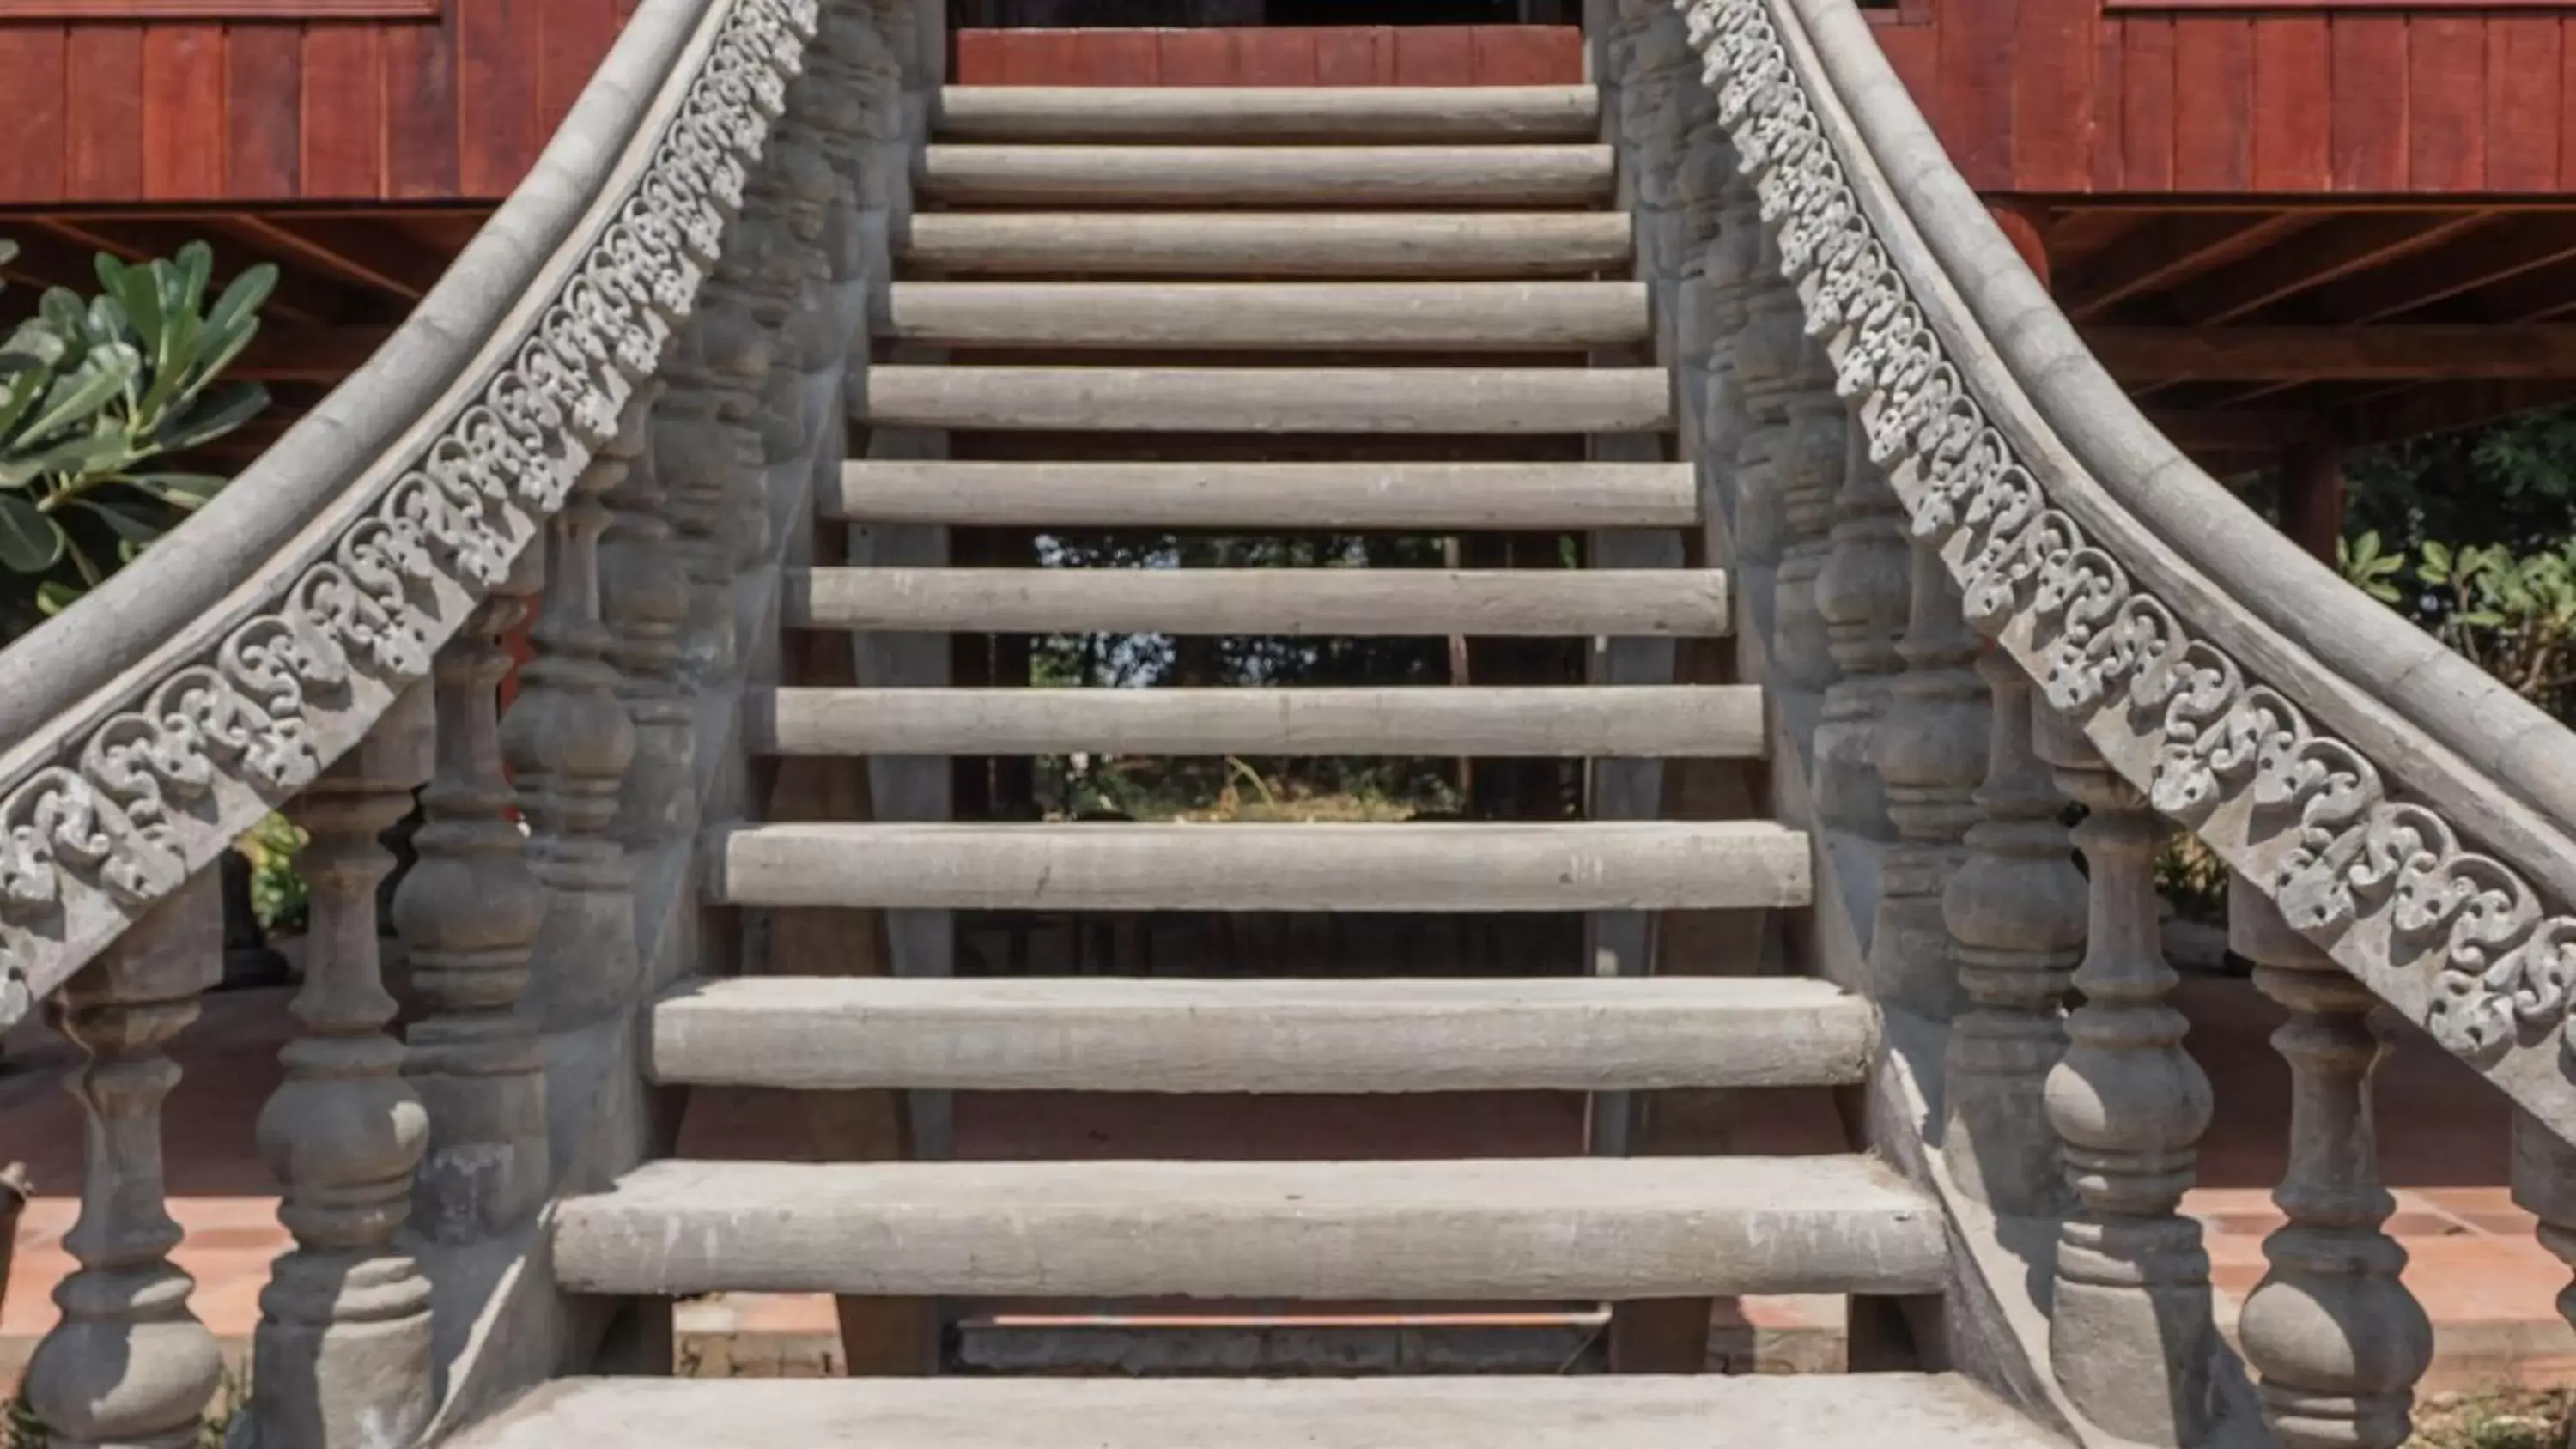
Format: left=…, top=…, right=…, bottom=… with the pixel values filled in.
left=0, top=237, right=276, bottom=636
left=240, top=810, right=310, bottom=935
left=2338, top=528, right=2576, bottom=720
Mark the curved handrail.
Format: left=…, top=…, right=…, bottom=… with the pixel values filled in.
left=1680, top=0, right=2576, bottom=1119
left=0, top=0, right=819, bottom=1025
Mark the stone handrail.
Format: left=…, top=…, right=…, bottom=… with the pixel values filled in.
left=1678, top=0, right=2576, bottom=1125
left=0, top=0, right=816, bottom=1033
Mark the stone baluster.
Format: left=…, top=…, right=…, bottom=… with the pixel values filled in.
left=1698, top=170, right=1760, bottom=531
left=25, top=871, right=225, bottom=1449
left=1613, top=0, right=1694, bottom=292
left=1668, top=80, right=1728, bottom=441
left=1812, top=436, right=1907, bottom=839
left=1865, top=533, right=1987, bottom=1016
left=396, top=546, right=550, bottom=1241
left=658, top=292, right=769, bottom=691
left=2233, top=882, right=2430, bottom=1449
left=605, top=387, right=698, bottom=851
left=1729, top=253, right=1806, bottom=652
left=1941, top=655, right=2083, bottom=1216
left=507, top=394, right=652, bottom=1032
left=2038, top=712, right=2217, bottom=1447
left=252, top=684, right=438, bottom=1449
left=1769, top=336, right=1848, bottom=713
left=2514, top=1108, right=2576, bottom=1416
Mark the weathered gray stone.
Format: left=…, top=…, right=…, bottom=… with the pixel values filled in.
left=901, top=211, right=1634, bottom=279
left=931, top=84, right=1601, bottom=142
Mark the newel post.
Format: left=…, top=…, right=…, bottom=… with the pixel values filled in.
left=2038, top=711, right=2217, bottom=1447
left=25, top=870, right=225, bottom=1449
left=252, top=683, right=439, bottom=1449
left=2233, top=882, right=2429, bottom=1449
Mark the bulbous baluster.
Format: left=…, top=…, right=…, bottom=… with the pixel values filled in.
left=398, top=547, right=550, bottom=1241
left=26, top=871, right=224, bottom=1449
left=2039, top=713, right=2217, bottom=1448
left=1940, top=656, right=2081, bottom=1216
left=1866, top=534, right=1987, bottom=1016
left=2233, top=882, right=2430, bottom=1449
left=1812, top=436, right=1907, bottom=839
left=252, top=685, right=438, bottom=1449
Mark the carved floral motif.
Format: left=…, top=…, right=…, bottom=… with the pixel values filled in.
left=0, top=0, right=823, bottom=1029
left=1682, top=0, right=2576, bottom=1077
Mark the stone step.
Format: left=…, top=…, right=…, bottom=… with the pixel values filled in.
left=900, top=212, right=1634, bottom=278
left=933, top=85, right=1601, bottom=143
left=552, top=1155, right=1941, bottom=1300
left=825, top=460, right=1697, bottom=528
left=453, top=1375, right=2061, bottom=1449
left=746, top=685, right=1763, bottom=757
left=646, top=976, right=1873, bottom=1093
left=882, top=282, right=1649, bottom=350
left=782, top=567, right=1728, bottom=637
left=702, top=821, right=1809, bottom=912
left=916, top=144, right=1613, bottom=208
left=856, top=365, right=1671, bottom=433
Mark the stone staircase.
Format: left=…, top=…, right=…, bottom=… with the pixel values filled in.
left=445, top=83, right=2059, bottom=1446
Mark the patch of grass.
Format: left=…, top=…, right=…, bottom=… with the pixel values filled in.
left=2411, top=1390, right=2573, bottom=1449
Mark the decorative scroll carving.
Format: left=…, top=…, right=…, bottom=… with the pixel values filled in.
left=1680, top=0, right=2576, bottom=1088
left=0, top=0, right=821, bottom=1031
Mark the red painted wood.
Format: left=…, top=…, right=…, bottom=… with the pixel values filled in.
left=0, top=25, right=70, bottom=203
left=538, top=0, right=618, bottom=137
left=1156, top=28, right=1232, bottom=86
left=2409, top=15, right=2486, bottom=193
left=223, top=23, right=300, bottom=198
left=1064, top=26, right=1157, bottom=85
left=1936, top=0, right=2014, bottom=188
left=2088, top=15, right=2123, bottom=189
left=2250, top=15, right=2330, bottom=191
left=64, top=25, right=145, bottom=201
left=2484, top=17, right=2561, bottom=192
left=996, top=28, right=1060, bottom=85
left=1878, top=23, right=1939, bottom=119
left=1314, top=25, right=1394, bottom=85
left=2562, top=19, right=2576, bottom=191
left=1393, top=25, right=1474, bottom=87
left=457, top=0, right=540, bottom=195
left=298, top=23, right=382, bottom=198
left=2330, top=15, right=2408, bottom=191
left=1471, top=24, right=1577, bottom=85
left=953, top=27, right=1005, bottom=84
left=1236, top=27, right=1318, bottom=87
left=2119, top=15, right=2174, bottom=191
left=141, top=26, right=226, bottom=200
left=381, top=10, right=458, bottom=198
left=2012, top=0, right=2094, bottom=192
left=2172, top=19, right=2253, bottom=191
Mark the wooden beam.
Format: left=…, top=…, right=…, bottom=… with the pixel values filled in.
left=2324, top=379, right=2576, bottom=450
left=2303, top=215, right=2576, bottom=324
left=214, top=215, right=451, bottom=304
left=33, top=219, right=365, bottom=327
left=2087, top=324, right=2576, bottom=381
left=2169, top=213, right=2492, bottom=326
left=2058, top=212, right=2315, bottom=322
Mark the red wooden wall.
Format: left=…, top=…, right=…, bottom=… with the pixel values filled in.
left=1876, top=3, right=2576, bottom=196
left=0, top=0, right=636, bottom=206
left=953, top=25, right=1586, bottom=86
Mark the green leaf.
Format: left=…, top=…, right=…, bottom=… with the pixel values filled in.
left=204, top=264, right=278, bottom=341
left=70, top=495, right=166, bottom=546
left=124, top=471, right=227, bottom=511
left=111, top=257, right=165, bottom=358
left=0, top=493, right=64, bottom=573
left=152, top=381, right=266, bottom=455
left=0, top=239, right=18, bottom=272
left=18, top=345, right=135, bottom=443
left=0, top=370, right=48, bottom=446
left=177, top=242, right=213, bottom=320
left=33, top=579, right=82, bottom=615
left=39, top=287, right=85, bottom=343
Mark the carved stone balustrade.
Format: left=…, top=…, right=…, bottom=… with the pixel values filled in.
left=253, top=684, right=439, bottom=1449
left=2233, top=882, right=2430, bottom=1449
left=1812, top=438, right=1906, bottom=838
left=2038, top=712, right=2217, bottom=1448
left=25, top=871, right=225, bottom=1449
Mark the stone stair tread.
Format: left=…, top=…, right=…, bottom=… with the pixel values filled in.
left=855, top=364, right=1672, bottom=434
left=825, top=459, right=1696, bottom=528
left=899, top=211, right=1633, bottom=278
left=551, top=1155, right=1946, bottom=1300
left=702, top=820, right=1811, bottom=912
left=916, top=144, right=1614, bottom=207
left=746, top=684, right=1763, bottom=758
left=451, top=1375, right=2061, bottom=1449
left=645, top=974, right=1874, bottom=1093
left=782, top=566, right=1728, bottom=637
left=933, top=84, right=1601, bottom=142
left=883, top=281, right=1649, bottom=350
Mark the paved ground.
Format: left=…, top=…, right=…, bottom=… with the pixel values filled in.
left=2, top=968, right=2561, bottom=1390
